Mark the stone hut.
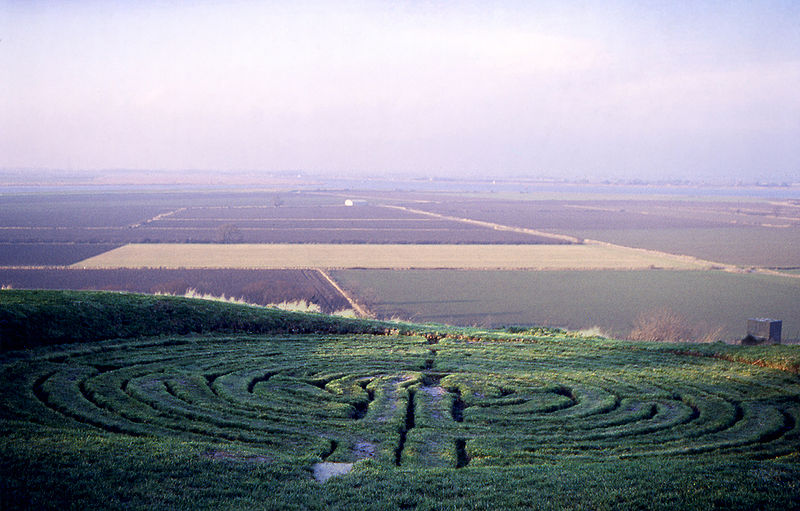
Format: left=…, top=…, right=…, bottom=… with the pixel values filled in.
left=743, top=318, right=782, bottom=345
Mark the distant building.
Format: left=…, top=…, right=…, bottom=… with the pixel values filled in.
left=744, top=318, right=782, bottom=344
left=344, top=199, right=368, bottom=207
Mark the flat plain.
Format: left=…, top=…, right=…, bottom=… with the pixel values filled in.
left=0, top=191, right=555, bottom=245
left=389, top=196, right=800, bottom=267
left=2, top=187, right=798, bottom=343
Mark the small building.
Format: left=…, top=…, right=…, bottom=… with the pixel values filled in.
left=344, top=199, right=368, bottom=207
left=744, top=318, right=782, bottom=345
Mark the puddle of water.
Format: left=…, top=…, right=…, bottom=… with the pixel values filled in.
left=312, top=462, right=354, bottom=482
left=354, top=441, right=376, bottom=459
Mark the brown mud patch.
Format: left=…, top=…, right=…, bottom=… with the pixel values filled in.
left=419, top=385, right=446, bottom=400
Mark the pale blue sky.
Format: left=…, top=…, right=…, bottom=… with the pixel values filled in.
left=1, top=1, right=798, bottom=181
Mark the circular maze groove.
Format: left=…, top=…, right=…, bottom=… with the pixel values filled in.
left=3, top=333, right=800, bottom=468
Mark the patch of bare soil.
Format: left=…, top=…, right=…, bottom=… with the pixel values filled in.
left=420, top=385, right=446, bottom=399
left=376, top=375, right=413, bottom=422
left=420, top=385, right=446, bottom=419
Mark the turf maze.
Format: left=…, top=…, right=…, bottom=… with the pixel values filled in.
left=4, top=330, right=800, bottom=470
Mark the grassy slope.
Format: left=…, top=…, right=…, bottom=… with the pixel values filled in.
left=0, top=290, right=399, bottom=352
left=2, top=287, right=797, bottom=380
left=2, top=290, right=800, bottom=511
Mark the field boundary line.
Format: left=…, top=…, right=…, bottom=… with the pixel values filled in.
left=316, top=269, right=372, bottom=318
left=129, top=207, right=187, bottom=228
left=0, top=265, right=70, bottom=270
left=382, top=205, right=581, bottom=244
left=755, top=268, right=800, bottom=280
left=581, top=238, right=738, bottom=272
left=581, top=239, right=800, bottom=281
left=384, top=204, right=746, bottom=272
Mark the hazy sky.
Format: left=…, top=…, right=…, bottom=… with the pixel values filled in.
left=1, top=1, right=799, bottom=181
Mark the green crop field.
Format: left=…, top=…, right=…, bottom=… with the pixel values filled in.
left=332, top=269, right=800, bottom=342
left=2, top=291, right=800, bottom=510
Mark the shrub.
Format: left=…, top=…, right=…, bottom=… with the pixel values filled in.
left=629, top=308, right=722, bottom=343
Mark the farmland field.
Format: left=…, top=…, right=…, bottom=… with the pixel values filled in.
left=561, top=227, right=800, bottom=268
left=0, top=191, right=561, bottom=245
left=0, top=268, right=349, bottom=312
left=397, top=198, right=800, bottom=231
left=0, top=242, right=121, bottom=266
left=2, top=189, right=798, bottom=265
left=395, top=197, right=800, bottom=268
left=332, top=269, right=800, bottom=341
left=2, top=291, right=799, bottom=510
left=71, top=243, right=712, bottom=270
left=2, top=187, right=798, bottom=354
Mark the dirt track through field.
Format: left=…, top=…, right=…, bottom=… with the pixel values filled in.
left=316, top=269, right=372, bottom=317
left=383, top=205, right=581, bottom=243
left=129, top=208, right=188, bottom=229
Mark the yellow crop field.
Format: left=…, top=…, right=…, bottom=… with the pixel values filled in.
left=72, top=243, right=714, bottom=270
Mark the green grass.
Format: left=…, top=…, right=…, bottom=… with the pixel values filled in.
left=0, top=289, right=402, bottom=352
left=2, top=290, right=800, bottom=510
left=332, top=269, right=800, bottom=341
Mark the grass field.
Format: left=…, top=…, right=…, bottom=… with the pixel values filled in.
left=2, top=290, right=800, bottom=510
left=71, top=243, right=713, bottom=270
left=332, top=269, right=800, bottom=341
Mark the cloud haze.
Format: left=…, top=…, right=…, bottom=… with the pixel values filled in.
left=1, top=0, right=798, bottom=181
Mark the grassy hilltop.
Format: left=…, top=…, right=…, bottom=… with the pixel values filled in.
left=2, top=290, right=800, bottom=510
